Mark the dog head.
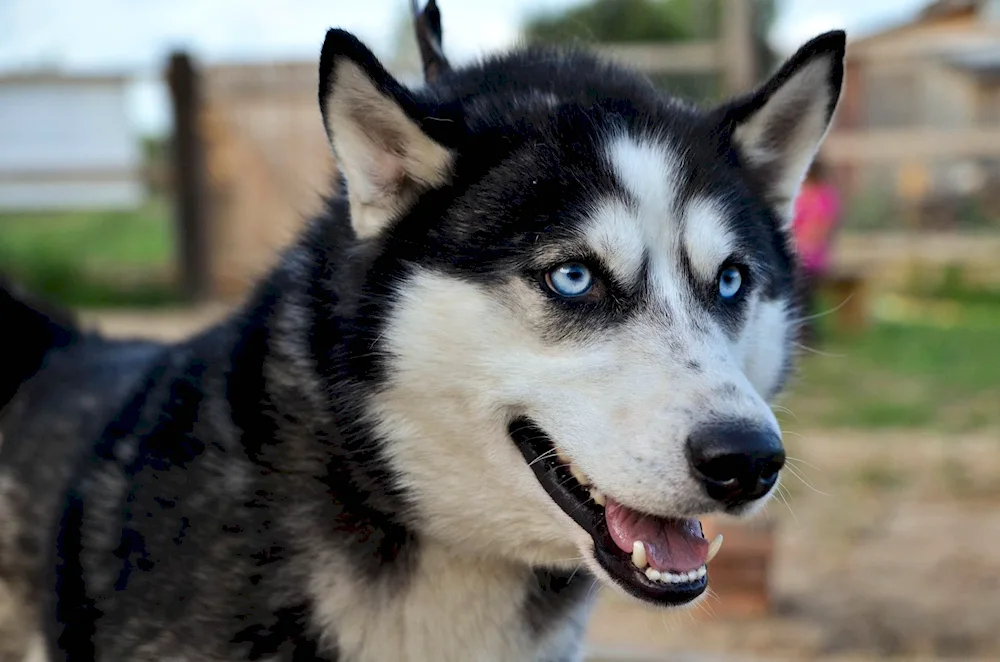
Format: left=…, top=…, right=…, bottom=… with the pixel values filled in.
left=317, top=28, right=844, bottom=607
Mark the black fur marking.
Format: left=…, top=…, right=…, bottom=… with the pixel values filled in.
left=412, top=0, right=450, bottom=82
left=714, top=31, right=845, bottom=214
left=719, top=31, right=846, bottom=134
left=230, top=604, right=337, bottom=661
left=523, top=567, right=595, bottom=638
left=0, top=281, right=78, bottom=410
left=53, top=491, right=100, bottom=662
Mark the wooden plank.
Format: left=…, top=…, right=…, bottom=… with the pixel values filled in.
left=0, top=168, right=140, bottom=183
left=202, top=62, right=317, bottom=103
left=595, top=41, right=720, bottom=74
left=167, top=52, right=211, bottom=303
left=823, top=127, right=1000, bottom=162
left=720, top=0, right=756, bottom=94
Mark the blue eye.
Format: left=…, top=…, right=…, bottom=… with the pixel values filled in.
left=718, top=266, right=743, bottom=299
left=546, top=262, right=594, bottom=298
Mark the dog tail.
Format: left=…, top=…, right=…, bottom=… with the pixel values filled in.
left=0, top=279, right=80, bottom=410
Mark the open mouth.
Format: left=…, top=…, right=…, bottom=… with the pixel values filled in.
left=509, top=417, right=723, bottom=606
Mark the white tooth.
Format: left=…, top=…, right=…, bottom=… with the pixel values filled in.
left=631, top=541, right=648, bottom=569
left=590, top=489, right=606, bottom=507
left=644, top=567, right=661, bottom=581
left=687, top=570, right=699, bottom=582
left=666, top=572, right=682, bottom=584
left=706, top=534, right=724, bottom=563
left=569, top=463, right=590, bottom=487
left=697, top=565, right=707, bottom=578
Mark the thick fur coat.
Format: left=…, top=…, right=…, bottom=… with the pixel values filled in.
left=0, top=20, right=844, bottom=662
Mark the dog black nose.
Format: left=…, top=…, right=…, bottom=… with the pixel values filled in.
left=686, top=421, right=785, bottom=507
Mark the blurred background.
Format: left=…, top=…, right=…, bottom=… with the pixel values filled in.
left=1, top=0, right=999, bottom=660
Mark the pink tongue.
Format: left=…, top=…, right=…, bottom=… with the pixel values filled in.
left=605, top=497, right=708, bottom=572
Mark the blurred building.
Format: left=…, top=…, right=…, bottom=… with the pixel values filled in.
left=0, top=72, right=144, bottom=211
left=827, top=0, right=1000, bottom=210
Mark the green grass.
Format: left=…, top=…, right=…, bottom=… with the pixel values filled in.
left=0, top=200, right=180, bottom=307
left=784, top=290, right=1000, bottom=432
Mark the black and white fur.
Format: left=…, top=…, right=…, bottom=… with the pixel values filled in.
left=0, top=16, right=844, bottom=662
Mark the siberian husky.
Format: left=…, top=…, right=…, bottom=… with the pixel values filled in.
left=0, top=3, right=844, bottom=660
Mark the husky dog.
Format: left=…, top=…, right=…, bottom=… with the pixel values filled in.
left=0, top=3, right=844, bottom=659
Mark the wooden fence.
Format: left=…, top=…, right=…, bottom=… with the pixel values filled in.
left=168, top=56, right=336, bottom=300
left=165, top=0, right=759, bottom=300
left=595, top=0, right=757, bottom=95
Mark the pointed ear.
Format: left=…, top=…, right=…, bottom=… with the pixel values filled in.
left=718, top=31, right=846, bottom=223
left=318, top=29, right=453, bottom=238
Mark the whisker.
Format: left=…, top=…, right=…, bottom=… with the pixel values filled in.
left=792, top=293, right=855, bottom=324
left=527, top=448, right=561, bottom=468
left=775, top=484, right=798, bottom=525
left=771, top=404, right=798, bottom=420
left=783, top=464, right=832, bottom=496
left=785, top=455, right=822, bottom=471
left=793, top=341, right=847, bottom=358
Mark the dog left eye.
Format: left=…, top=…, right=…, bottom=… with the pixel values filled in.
left=546, top=262, right=594, bottom=298
left=718, top=266, right=743, bottom=299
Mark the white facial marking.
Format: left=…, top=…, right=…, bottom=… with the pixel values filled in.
left=371, top=270, right=591, bottom=566
left=683, top=197, right=737, bottom=280
left=737, top=297, right=793, bottom=398
left=606, top=135, right=680, bottom=215
left=583, top=198, right=647, bottom=285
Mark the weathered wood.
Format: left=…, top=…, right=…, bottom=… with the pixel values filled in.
left=595, top=42, right=721, bottom=74
left=197, top=63, right=336, bottom=299
left=720, top=0, right=757, bottom=95
left=598, top=0, right=756, bottom=89
left=700, top=517, right=775, bottom=618
left=167, top=52, right=211, bottom=302
left=823, top=127, right=1000, bottom=162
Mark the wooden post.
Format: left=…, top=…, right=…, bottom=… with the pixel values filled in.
left=167, top=52, right=210, bottom=303
left=720, top=0, right=757, bottom=95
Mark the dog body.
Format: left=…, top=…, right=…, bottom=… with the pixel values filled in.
left=0, top=21, right=844, bottom=662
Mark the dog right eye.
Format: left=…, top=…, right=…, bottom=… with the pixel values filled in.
left=545, top=262, right=594, bottom=298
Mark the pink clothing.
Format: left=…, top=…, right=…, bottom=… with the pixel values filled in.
left=792, top=182, right=840, bottom=275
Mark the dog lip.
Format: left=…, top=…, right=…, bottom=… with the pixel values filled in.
left=507, top=416, right=708, bottom=606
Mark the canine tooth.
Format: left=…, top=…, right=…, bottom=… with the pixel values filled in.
left=631, top=541, right=648, bottom=569
left=569, top=463, right=590, bottom=487
left=590, top=489, right=606, bottom=507
left=706, top=533, right=724, bottom=563
left=644, top=567, right=661, bottom=581
left=697, top=566, right=707, bottom=578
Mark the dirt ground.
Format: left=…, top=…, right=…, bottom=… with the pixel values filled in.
left=44, top=309, right=1000, bottom=661
left=587, top=429, right=1000, bottom=661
